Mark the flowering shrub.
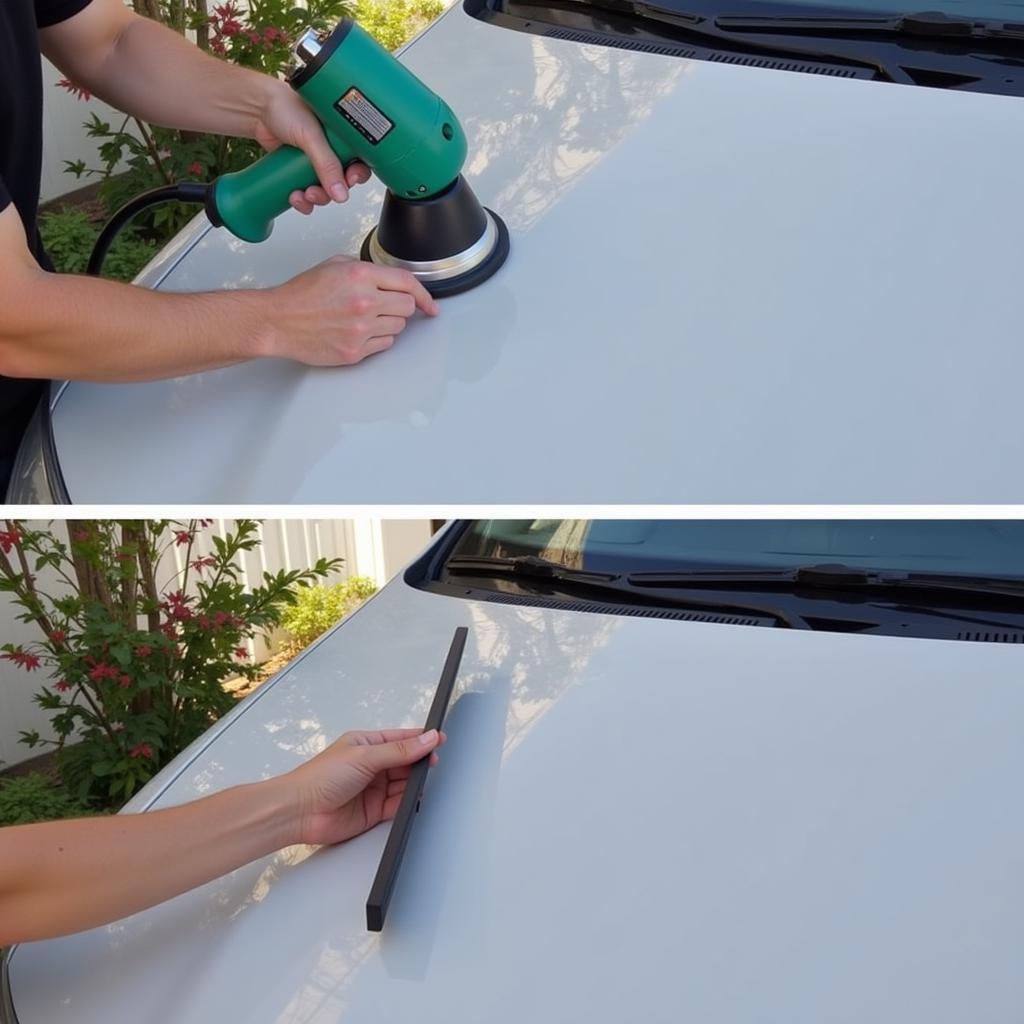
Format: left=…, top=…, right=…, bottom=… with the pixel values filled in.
left=0, top=520, right=340, bottom=806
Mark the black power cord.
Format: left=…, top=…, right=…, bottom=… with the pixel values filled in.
left=39, top=182, right=211, bottom=502
left=86, top=181, right=210, bottom=276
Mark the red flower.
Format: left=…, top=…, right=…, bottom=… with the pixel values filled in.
left=190, top=555, right=216, bottom=572
left=188, top=161, right=205, bottom=178
left=234, top=646, right=248, bottom=659
left=49, top=629, right=66, bottom=644
left=119, top=674, right=132, bottom=689
left=129, top=743, right=154, bottom=760
left=54, top=679, right=72, bottom=692
left=2, top=649, right=41, bottom=672
left=73, top=529, right=91, bottom=542
left=56, top=78, right=91, bottom=101
left=135, top=644, right=152, bottom=658
left=0, top=527, right=21, bottom=553
left=211, top=38, right=227, bottom=54
left=174, top=530, right=194, bottom=546
left=245, top=29, right=261, bottom=43
left=88, top=662, right=118, bottom=683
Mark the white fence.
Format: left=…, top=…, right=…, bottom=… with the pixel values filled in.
left=0, top=519, right=433, bottom=767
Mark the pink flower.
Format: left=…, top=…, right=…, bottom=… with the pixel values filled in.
left=54, top=679, right=72, bottom=693
left=56, top=78, right=91, bottom=101
left=73, top=528, right=91, bottom=542
left=174, top=530, right=193, bottom=546
left=0, top=527, right=21, bottom=553
left=2, top=649, right=41, bottom=671
left=119, top=674, right=132, bottom=689
left=190, top=555, right=216, bottom=571
left=129, top=743, right=154, bottom=760
left=135, top=644, right=152, bottom=658
left=49, top=629, right=66, bottom=644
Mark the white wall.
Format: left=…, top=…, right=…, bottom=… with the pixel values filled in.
left=0, top=519, right=434, bottom=767
left=39, top=59, right=131, bottom=204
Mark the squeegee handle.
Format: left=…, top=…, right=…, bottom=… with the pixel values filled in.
left=207, top=136, right=357, bottom=244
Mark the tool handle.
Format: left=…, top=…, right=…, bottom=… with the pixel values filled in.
left=209, top=138, right=355, bottom=243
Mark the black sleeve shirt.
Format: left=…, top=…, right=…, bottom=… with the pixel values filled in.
left=0, top=0, right=93, bottom=490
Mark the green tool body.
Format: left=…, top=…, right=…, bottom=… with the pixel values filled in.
left=208, top=19, right=467, bottom=243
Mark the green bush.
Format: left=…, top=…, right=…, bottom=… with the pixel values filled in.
left=281, top=576, right=377, bottom=651
left=38, top=207, right=157, bottom=281
left=0, top=772, right=98, bottom=826
left=354, top=0, right=445, bottom=52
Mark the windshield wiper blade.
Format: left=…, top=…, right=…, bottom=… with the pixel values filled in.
left=446, top=554, right=620, bottom=583
left=627, top=563, right=1024, bottom=600
left=544, top=0, right=902, bottom=79
left=446, top=554, right=805, bottom=627
left=714, top=10, right=1024, bottom=41
left=366, top=626, right=468, bottom=932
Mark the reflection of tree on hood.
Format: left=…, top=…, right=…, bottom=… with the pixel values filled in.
left=453, top=31, right=685, bottom=231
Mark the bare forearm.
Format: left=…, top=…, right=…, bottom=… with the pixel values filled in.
left=47, top=6, right=277, bottom=139
left=0, top=779, right=298, bottom=945
left=0, top=266, right=273, bottom=382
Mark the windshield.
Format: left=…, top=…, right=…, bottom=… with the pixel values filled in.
left=449, top=520, right=1024, bottom=579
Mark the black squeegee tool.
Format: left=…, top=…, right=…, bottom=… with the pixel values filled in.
left=366, top=625, right=468, bottom=932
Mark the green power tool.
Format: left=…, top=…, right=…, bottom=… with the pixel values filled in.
left=213, top=18, right=511, bottom=297
left=88, top=18, right=509, bottom=297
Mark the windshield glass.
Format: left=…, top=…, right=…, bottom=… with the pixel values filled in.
left=449, top=520, right=1024, bottom=579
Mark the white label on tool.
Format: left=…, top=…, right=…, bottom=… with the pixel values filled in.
left=337, top=87, right=394, bottom=145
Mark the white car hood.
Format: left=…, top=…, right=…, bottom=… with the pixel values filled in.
left=9, top=579, right=1024, bottom=1023
left=49, top=7, right=1024, bottom=502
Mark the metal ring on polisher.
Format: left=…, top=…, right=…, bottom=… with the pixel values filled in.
left=368, top=212, right=499, bottom=282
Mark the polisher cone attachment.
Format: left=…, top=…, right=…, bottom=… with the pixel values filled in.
left=361, top=175, right=510, bottom=298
